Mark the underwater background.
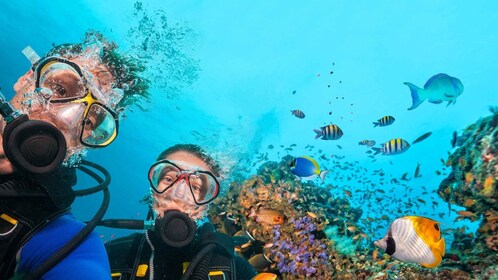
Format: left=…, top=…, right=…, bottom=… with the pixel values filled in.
left=1, top=1, right=497, bottom=279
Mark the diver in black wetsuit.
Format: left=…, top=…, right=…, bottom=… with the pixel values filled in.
left=105, top=144, right=258, bottom=280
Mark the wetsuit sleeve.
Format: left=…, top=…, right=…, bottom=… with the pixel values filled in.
left=235, top=255, right=257, bottom=279
left=14, top=213, right=110, bottom=280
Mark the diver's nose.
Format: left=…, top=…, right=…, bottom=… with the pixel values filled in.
left=170, top=180, right=190, bottom=200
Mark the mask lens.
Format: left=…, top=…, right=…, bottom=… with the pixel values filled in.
left=81, top=104, right=117, bottom=146
left=149, top=162, right=181, bottom=193
left=39, top=62, right=86, bottom=101
left=188, top=172, right=219, bottom=204
left=148, top=161, right=220, bottom=205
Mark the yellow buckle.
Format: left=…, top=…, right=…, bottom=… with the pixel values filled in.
left=208, top=270, right=226, bottom=280
left=136, top=264, right=148, bottom=277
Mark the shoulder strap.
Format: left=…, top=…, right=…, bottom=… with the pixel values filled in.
left=186, top=223, right=237, bottom=280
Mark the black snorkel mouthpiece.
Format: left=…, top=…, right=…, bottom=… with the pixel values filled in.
left=155, top=210, right=197, bottom=248
left=0, top=88, right=66, bottom=175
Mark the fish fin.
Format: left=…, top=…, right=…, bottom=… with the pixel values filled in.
left=429, top=99, right=443, bottom=104
left=404, top=82, right=424, bottom=110
left=372, top=121, right=379, bottom=127
left=422, top=238, right=445, bottom=268
left=372, top=147, right=381, bottom=155
left=436, top=237, right=446, bottom=257
left=313, top=129, right=322, bottom=139
left=446, top=100, right=454, bottom=107
left=247, top=206, right=255, bottom=218
left=319, top=169, right=330, bottom=183
left=420, top=254, right=442, bottom=268
left=290, top=110, right=294, bottom=115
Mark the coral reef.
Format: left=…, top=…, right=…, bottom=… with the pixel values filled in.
left=209, top=155, right=368, bottom=279
left=208, top=154, right=498, bottom=279
left=438, top=110, right=498, bottom=258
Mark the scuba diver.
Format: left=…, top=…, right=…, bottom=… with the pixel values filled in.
left=0, top=31, right=149, bottom=279
left=104, top=144, right=263, bottom=280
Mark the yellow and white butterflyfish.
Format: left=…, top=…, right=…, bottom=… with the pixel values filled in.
left=374, top=216, right=445, bottom=268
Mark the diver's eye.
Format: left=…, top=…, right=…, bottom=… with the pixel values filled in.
left=191, top=184, right=202, bottom=192
left=52, top=83, right=67, bottom=96
left=84, top=118, right=94, bottom=128
left=162, top=176, right=175, bottom=184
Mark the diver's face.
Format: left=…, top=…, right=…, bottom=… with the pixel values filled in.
left=152, top=151, right=213, bottom=221
left=0, top=55, right=115, bottom=175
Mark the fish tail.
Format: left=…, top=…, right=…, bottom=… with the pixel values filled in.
left=319, top=169, right=330, bottom=183
left=372, top=147, right=382, bottom=155
left=314, top=129, right=322, bottom=139
left=372, top=121, right=379, bottom=127
left=404, top=82, right=424, bottom=110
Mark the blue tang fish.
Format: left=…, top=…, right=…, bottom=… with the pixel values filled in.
left=404, top=73, right=463, bottom=110
left=290, top=156, right=329, bottom=183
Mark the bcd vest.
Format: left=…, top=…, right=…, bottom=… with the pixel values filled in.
left=105, top=229, right=237, bottom=280
left=0, top=169, right=76, bottom=278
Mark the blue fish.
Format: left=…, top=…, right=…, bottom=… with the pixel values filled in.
left=404, top=73, right=463, bottom=110
left=290, top=156, right=329, bottom=182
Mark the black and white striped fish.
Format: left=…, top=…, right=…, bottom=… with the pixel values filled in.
left=373, top=115, right=395, bottom=127
left=358, top=140, right=376, bottom=147
left=372, top=138, right=410, bottom=155
left=291, top=110, right=305, bottom=119
left=314, top=124, right=343, bottom=140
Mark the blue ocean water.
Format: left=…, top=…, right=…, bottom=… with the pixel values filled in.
left=1, top=0, right=497, bottom=266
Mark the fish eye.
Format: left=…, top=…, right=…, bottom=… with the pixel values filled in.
left=434, top=223, right=440, bottom=231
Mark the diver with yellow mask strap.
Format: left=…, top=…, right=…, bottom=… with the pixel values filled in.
left=0, top=31, right=149, bottom=280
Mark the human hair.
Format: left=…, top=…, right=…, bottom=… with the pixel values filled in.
left=46, top=30, right=150, bottom=111
left=156, top=144, right=221, bottom=177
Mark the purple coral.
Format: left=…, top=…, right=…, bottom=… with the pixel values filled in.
left=271, top=215, right=329, bottom=277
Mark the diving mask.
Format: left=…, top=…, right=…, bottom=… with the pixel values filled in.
left=31, top=56, right=119, bottom=147
left=148, top=160, right=220, bottom=205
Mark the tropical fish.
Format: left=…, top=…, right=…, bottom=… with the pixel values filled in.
left=291, top=109, right=305, bottom=119
left=414, top=163, right=421, bottom=178
left=233, top=229, right=256, bottom=246
left=374, top=216, right=445, bottom=268
left=359, top=140, right=376, bottom=147
left=251, top=273, right=278, bottom=280
left=247, top=206, right=286, bottom=225
left=221, top=216, right=239, bottom=236
left=372, top=138, right=411, bottom=155
left=248, top=254, right=273, bottom=271
left=404, top=73, right=464, bottom=110
left=290, top=156, right=330, bottom=182
left=451, top=131, right=458, bottom=148
left=412, top=132, right=432, bottom=144
left=373, top=115, right=395, bottom=127
left=314, top=124, right=343, bottom=140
